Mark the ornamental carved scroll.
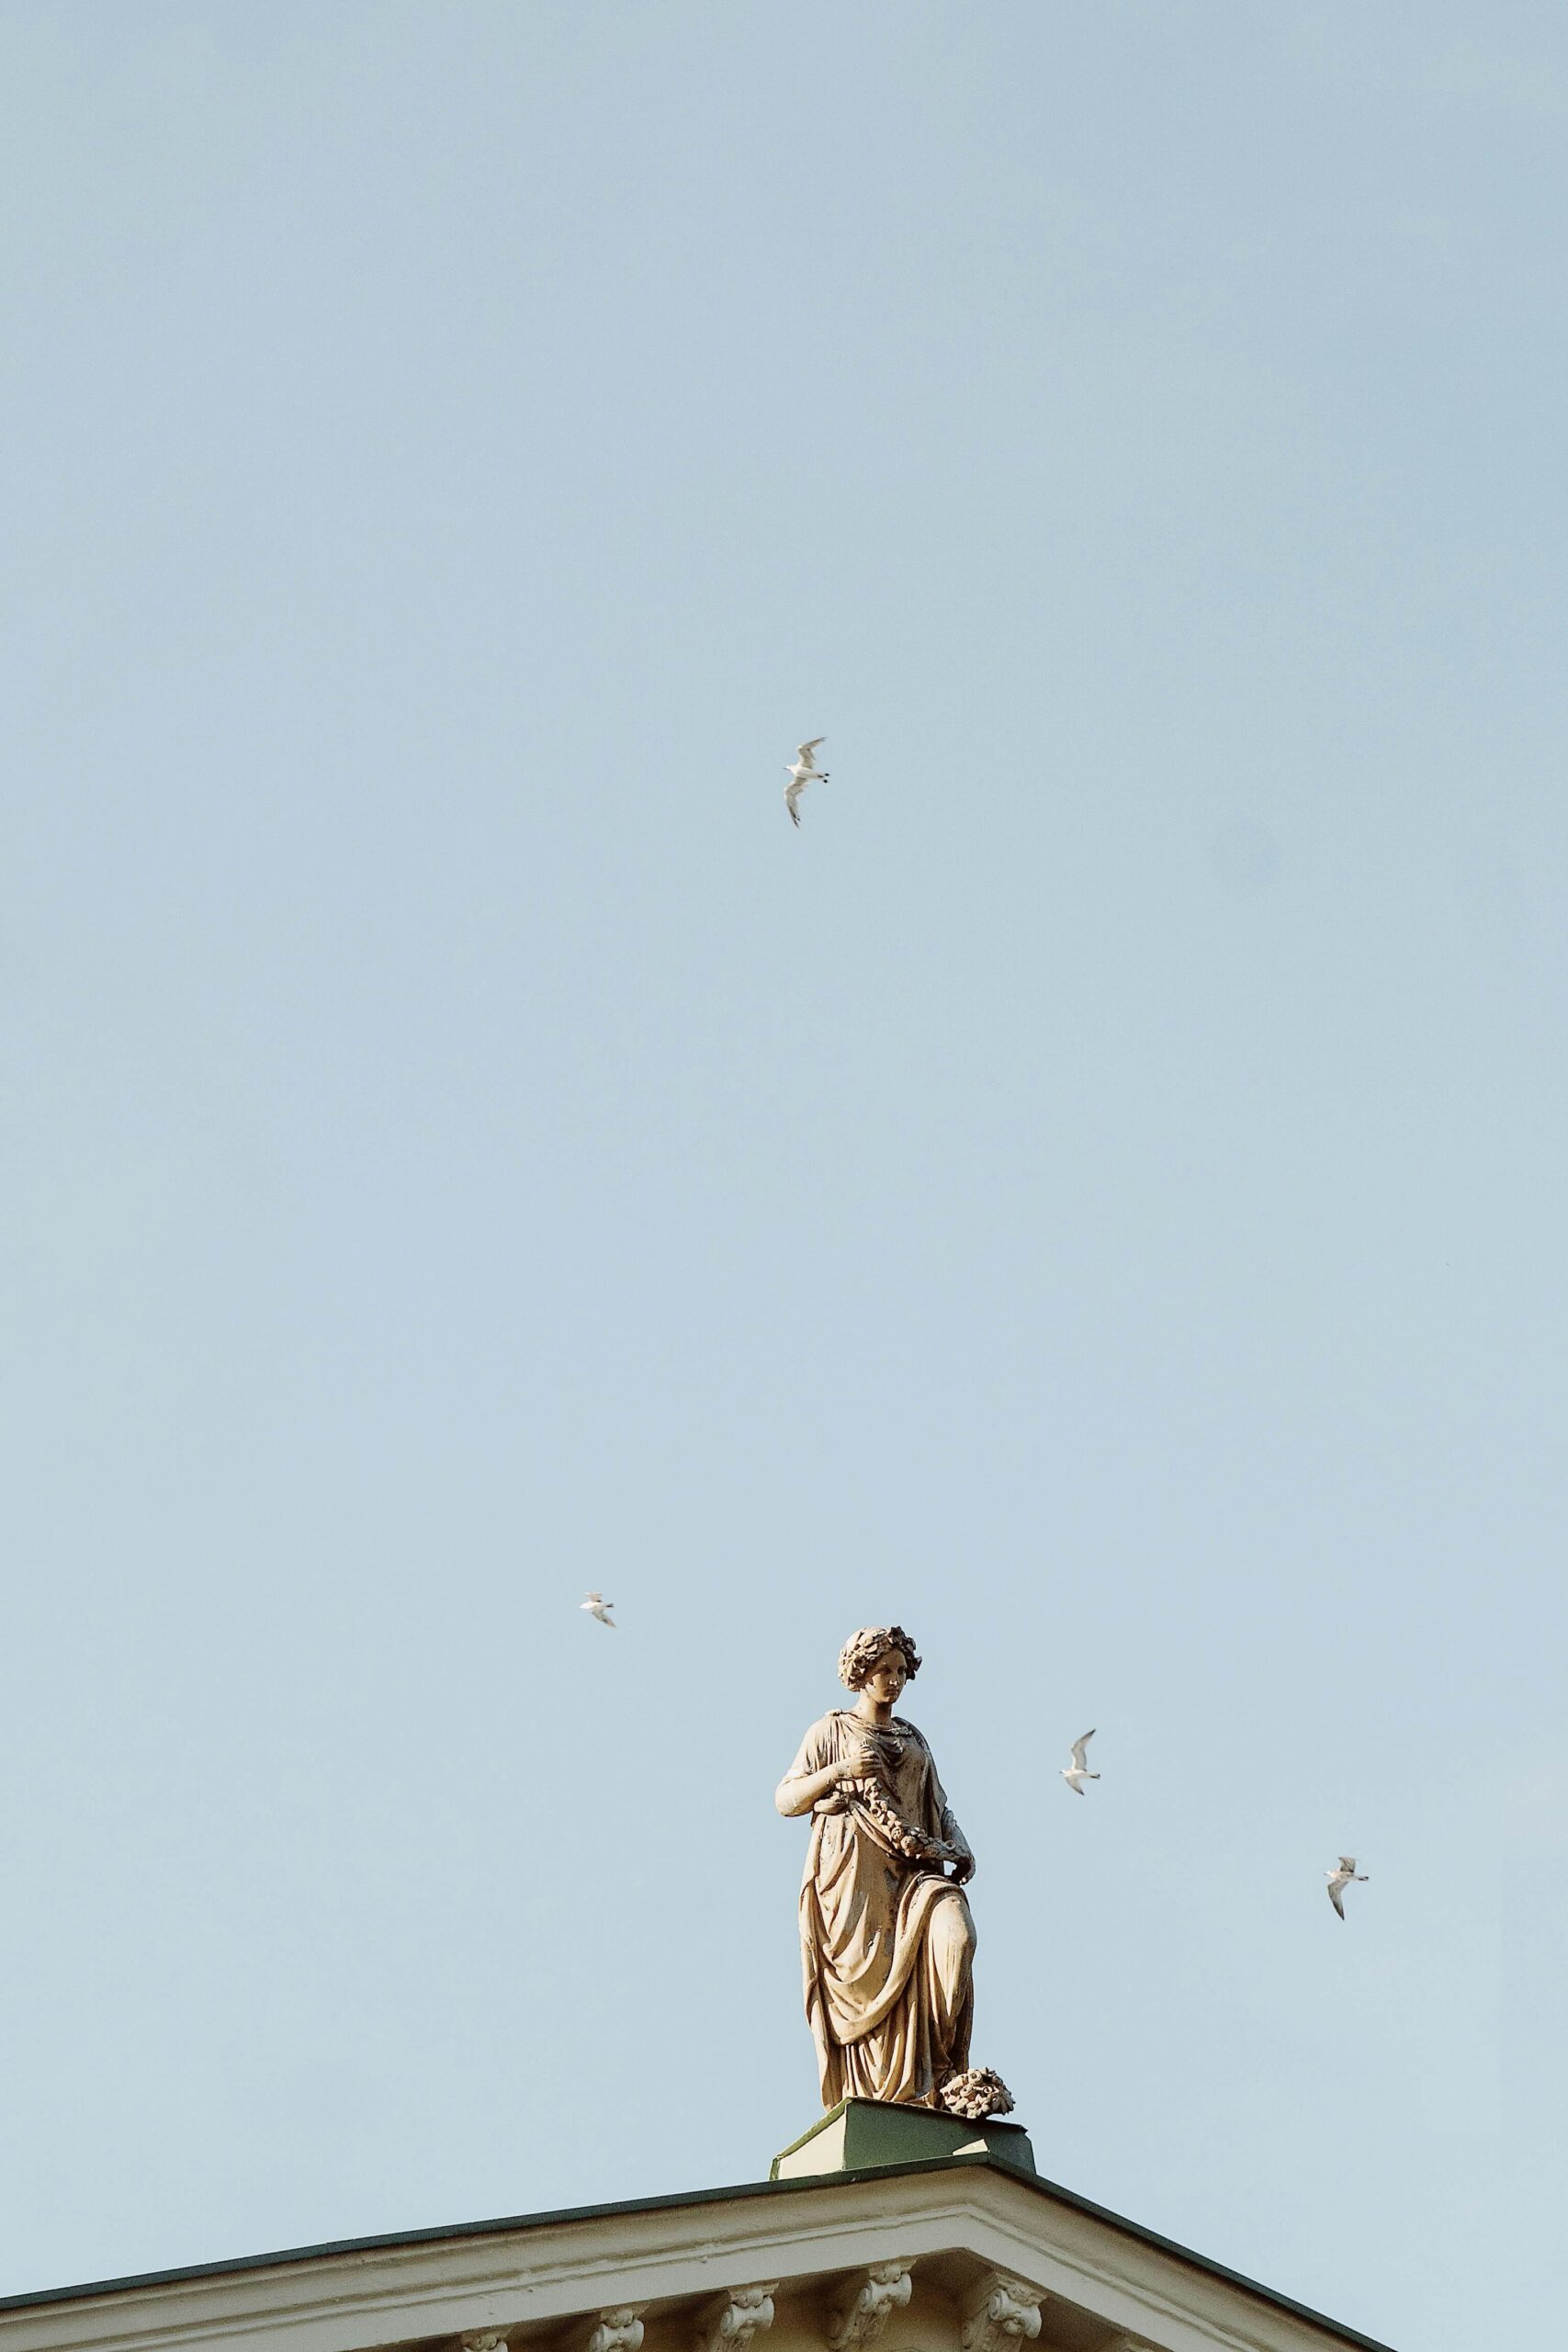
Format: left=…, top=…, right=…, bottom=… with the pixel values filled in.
left=826, top=2262, right=915, bottom=2351
left=694, top=2283, right=781, bottom=2352
left=585, top=2310, right=649, bottom=2352
left=959, top=2271, right=1045, bottom=2352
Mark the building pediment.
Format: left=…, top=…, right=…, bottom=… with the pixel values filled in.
left=0, top=2120, right=1392, bottom=2352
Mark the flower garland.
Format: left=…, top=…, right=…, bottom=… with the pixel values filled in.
left=844, top=1774, right=960, bottom=1867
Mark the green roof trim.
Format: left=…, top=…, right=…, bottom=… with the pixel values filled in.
left=0, top=2147, right=1398, bottom=2352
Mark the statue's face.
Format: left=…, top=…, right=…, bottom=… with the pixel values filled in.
left=862, top=1649, right=908, bottom=1704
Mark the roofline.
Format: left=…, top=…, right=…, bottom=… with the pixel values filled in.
left=0, top=2152, right=1397, bottom=2352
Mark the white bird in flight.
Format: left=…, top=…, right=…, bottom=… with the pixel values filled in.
left=784, top=737, right=828, bottom=827
left=1325, top=1856, right=1368, bottom=1919
left=580, top=1590, right=616, bottom=1629
left=1061, top=1730, right=1099, bottom=1795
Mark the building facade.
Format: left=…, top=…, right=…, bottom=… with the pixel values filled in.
left=0, top=2103, right=1393, bottom=2352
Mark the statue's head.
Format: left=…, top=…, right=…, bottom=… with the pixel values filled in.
left=838, top=1624, right=922, bottom=1700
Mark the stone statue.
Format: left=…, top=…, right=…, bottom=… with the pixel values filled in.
left=776, top=1625, right=1012, bottom=2119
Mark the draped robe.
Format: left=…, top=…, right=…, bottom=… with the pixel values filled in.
left=782, top=1710, right=976, bottom=2109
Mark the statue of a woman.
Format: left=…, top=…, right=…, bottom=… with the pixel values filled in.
left=776, top=1625, right=1009, bottom=2117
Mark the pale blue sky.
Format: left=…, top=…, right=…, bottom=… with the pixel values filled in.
left=2, top=6, right=1564, bottom=2346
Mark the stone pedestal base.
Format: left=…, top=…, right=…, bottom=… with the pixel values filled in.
left=770, top=2097, right=1035, bottom=2182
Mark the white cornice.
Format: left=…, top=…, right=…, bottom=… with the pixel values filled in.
left=0, top=2166, right=1387, bottom=2352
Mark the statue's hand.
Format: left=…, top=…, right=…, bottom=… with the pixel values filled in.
left=849, top=1730, right=904, bottom=1787
left=950, top=1850, right=976, bottom=1885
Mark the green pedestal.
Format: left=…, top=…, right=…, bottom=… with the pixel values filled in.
left=770, top=2097, right=1035, bottom=2182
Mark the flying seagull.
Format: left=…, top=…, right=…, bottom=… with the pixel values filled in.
left=784, top=737, right=828, bottom=827
left=1325, top=1856, right=1368, bottom=1919
left=580, top=1591, right=616, bottom=1629
left=1061, top=1730, right=1099, bottom=1795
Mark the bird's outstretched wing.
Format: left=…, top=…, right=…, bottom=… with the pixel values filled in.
left=795, top=737, right=825, bottom=766
left=1069, top=1731, right=1095, bottom=1772
left=785, top=780, right=805, bottom=825
left=1327, top=1880, right=1347, bottom=1918
left=1338, top=1855, right=1358, bottom=1871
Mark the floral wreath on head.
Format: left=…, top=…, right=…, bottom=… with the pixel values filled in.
left=837, top=1624, right=922, bottom=1690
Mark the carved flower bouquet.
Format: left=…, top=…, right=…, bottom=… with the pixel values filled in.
left=938, top=2066, right=1015, bottom=2121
